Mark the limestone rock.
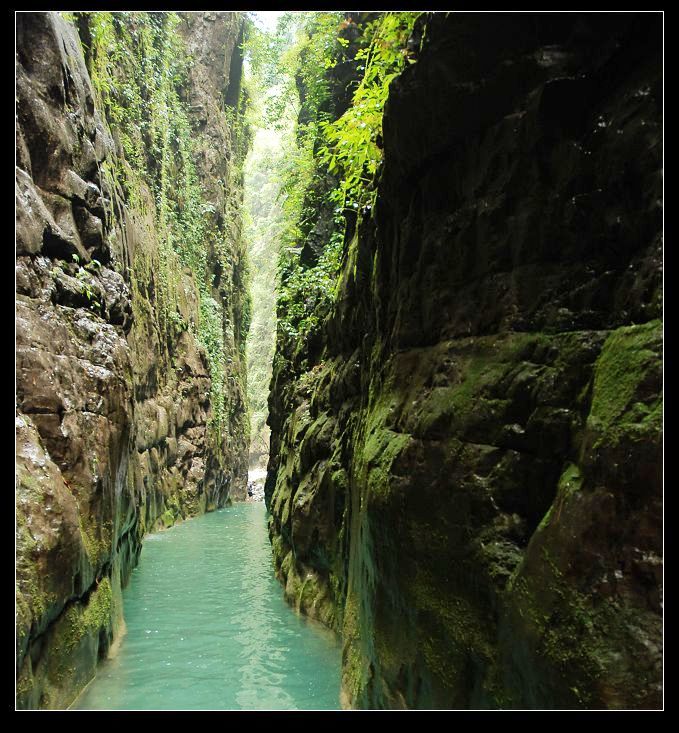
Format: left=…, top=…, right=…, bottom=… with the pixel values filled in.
left=15, top=11, right=249, bottom=708
left=266, top=13, right=662, bottom=710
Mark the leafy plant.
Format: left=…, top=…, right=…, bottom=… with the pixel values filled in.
left=318, top=12, right=419, bottom=212
left=76, top=268, right=98, bottom=305
left=245, top=12, right=420, bottom=339
left=84, top=10, right=251, bottom=436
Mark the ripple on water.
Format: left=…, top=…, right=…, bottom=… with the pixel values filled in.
left=73, top=503, right=341, bottom=710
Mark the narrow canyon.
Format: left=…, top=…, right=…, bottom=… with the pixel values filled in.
left=15, top=11, right=662, bottom=711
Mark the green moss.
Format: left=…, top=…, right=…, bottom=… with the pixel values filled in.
left=15, top=466, right=59, bottom=633
left=87, top=10, right=250, bottom=440
left=78, top=511, right=109, bottom=568
left=392, top=332, right=544, bottom=440
left=536, top=463, right=582, bottom=533
left=160, top=509, right=175, bottom=528
left=16, top=664, right=34, bottom=703
left=363, top=426, right=409, bottom=504
left=59, top=578, right=113, bottom=657
left=43, top=577, right=113, bottom=702
left=280, top=549, right=294, bottom=582
left=270, top=533, right=285, bottom=566
left=81, top=578, right=113, bottom=634
left=588, top=320, right=662, bottom=439
left=341, top=594, right=368, bottom=705
left=411, top=569, right=494, bottom=688
left=507, top=519, right=662, bottom=710
left=508, top=572, right=601, bottom=707
left=297, top=571, right=331, bottom=622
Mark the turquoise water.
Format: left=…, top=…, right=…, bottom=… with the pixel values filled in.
left=73, top=503, right=341, bottom=710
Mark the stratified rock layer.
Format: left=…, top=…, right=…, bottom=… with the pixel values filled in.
left=16, top=11, right=249, bottom=709
left=266, top=13, right=662, bottom=709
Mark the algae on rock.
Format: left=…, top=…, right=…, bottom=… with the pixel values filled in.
left=16, top=10, right=250, bottom=709
left=265, top=12, right=663, bottom=709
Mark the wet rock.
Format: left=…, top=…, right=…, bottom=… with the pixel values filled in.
left=267, top=13, right=662, bottom=710
left=15, top=11, right=249, bottom=709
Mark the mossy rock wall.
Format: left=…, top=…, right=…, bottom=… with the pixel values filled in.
left=16, top=11, right=249, bottom=708
left=266, top=13, right=662, bottom=709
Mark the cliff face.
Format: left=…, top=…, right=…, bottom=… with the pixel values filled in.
left=16, top=11, right=249, bottom=709
left=266, top=12, right=662, bottom=709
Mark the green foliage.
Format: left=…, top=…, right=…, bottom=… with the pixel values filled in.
left=244, top=12, right=347, bottom=289
left=85, top=11, right=250, bottom=436
left=242, top=13, right=419, bottom=454
left=318, top=12, right=419, bottom=211
left=244, top=12, right=344, bottom=130
left=199, top=296, right=228, bottom=431
left=244, top=12, right=419, bottom=349
left=294, top=12, right=346, bottom=122
left=242, top=129, right=285, bottom=460
left=242, top=12, right=351, bottom=458
left=85, top=258, right=102, bottom=273
left=243, top=13, right=299, bottom=130
left=277, top=227, right=344, bottom=340
left=588, top=319, right=662, bottom=439
left=245, top=13, right=351, bottom=345
left=75, top=268, right=97, bottom=305
left=87, top=12, right=192, bottom=195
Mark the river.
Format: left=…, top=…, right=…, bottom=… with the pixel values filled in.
left=72, top=503, right=341, bottom=710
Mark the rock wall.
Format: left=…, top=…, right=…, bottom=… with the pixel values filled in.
left=16, top=11, right=249, bottom=709
left=266, top=13, right=662, bottom=709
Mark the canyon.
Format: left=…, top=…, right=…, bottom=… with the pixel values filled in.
left=16, top=11, right=662, bottom=710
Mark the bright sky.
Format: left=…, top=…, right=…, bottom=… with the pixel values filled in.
left=250, top=11, right=286, bottom=34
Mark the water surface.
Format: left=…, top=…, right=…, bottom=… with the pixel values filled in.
left=74, top=503, right=341, bottom=710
